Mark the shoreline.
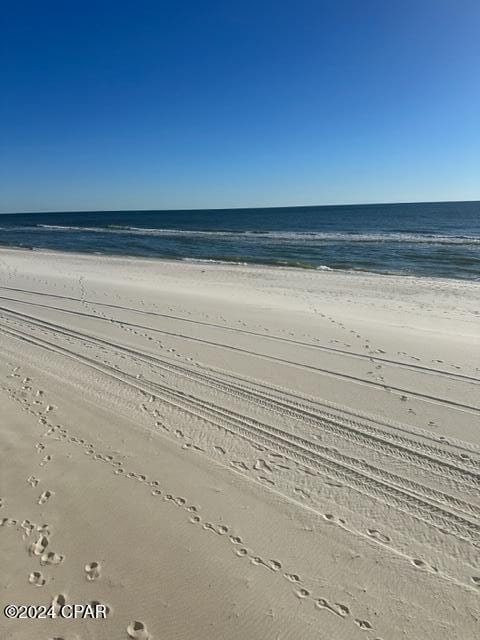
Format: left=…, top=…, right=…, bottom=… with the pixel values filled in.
left=0, top=243, right=479, bottom=284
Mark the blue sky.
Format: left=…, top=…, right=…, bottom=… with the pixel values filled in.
left=1, top=1, right=479, bottom=212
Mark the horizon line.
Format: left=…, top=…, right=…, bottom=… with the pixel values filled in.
left=1, top=197, right=479, bottom=216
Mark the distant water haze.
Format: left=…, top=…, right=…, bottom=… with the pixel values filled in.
left=0, top=201, right=479, bottom=280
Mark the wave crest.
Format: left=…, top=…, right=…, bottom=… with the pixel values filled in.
left=5, top=225, right=475, bottom=245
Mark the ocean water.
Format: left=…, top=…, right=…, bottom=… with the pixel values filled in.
left=0, top=201, right=479, bottom=280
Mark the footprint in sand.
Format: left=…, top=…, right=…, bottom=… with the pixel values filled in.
left=41, top=551, right=64, bottom=566
left=28, top=571, right=46, bottom=587
left=334, top=603, right=350, bottom=617
left=89, top=600, right=111, bottom=617
left=355, top=618, right=373, bottom=630
left=0, top=518, right=17, bottom=526
left=315, top=597, right=341, bottom=616
left=323, top=513, right=346, bottom=525
left=127, top=620, right=151, bottom=639
left=38, top=490, right=53, bottom=505
left=367, top=528, right=391, bottom=543
left=253, top=458, right=273, bottom=473
left=85, top=561, right=101, bottom=581
left=251, top=556, right=270, bottom=569
left=30, top=535, right=49, bottom=556
left=40, top=455, right=52, bottom=467
left=214, top=445, right=226, bottom=454
left=21, top=519, right=35, bottom=536
left=284, top=573, right=301, bottom=583
left=412, top=558, right=426, bottom=568
left=52, top=594, right=67, bottom=616
left=36, top=523, right=50, bottom=535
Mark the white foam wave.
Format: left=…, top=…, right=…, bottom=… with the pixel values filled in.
left=1, top=225, right=479, bottom=245
left=181, top=258, right=249, bottom=266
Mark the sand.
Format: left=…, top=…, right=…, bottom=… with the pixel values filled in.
left=0, top=247, right=479, bottom=640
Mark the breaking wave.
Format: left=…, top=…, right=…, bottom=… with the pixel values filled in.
left=11, top=225, right=477, bottom=245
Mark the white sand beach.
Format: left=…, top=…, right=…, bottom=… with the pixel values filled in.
left=0, top=247, right=479, bottom=640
